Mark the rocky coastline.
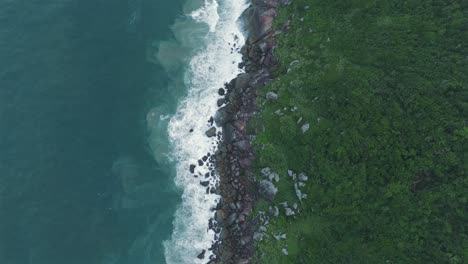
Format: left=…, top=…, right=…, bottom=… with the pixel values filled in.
left=208, top=0, right=286, bottom=263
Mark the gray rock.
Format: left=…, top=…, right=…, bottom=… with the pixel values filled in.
left=272, top=206, right=279, bottom=217
left=235, top=73, right=250, bottom=90
left=298, top=173, right=308, bottom=181
left=253, top=232, right=264, bottom=241
left=261, top=167, right=272, bottom=177
left=197, top=250, right=206, bottom=259
left=274, top=233, right=287, bottom=240
left=285, top=207, right=295, bottom=216
left=295, top=188, right=303, bottom=202
left=301, top=122, right=310, bottom=133
left=258, top=180, right=278, bottom=201
left=266, top=92, right=278, bottom=101
left=287, top=60, right=300, bottom=73
left=282, top=248, right=289, bottom=255
left=268, top=172, right=280, bottom=182
left=214, top=106, right=232, bottom=127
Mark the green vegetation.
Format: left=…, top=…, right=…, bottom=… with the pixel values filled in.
left=253, top=0, right=467, bottom=263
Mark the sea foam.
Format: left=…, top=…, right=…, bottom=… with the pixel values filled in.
left=163, top=0, right=248, bottom=263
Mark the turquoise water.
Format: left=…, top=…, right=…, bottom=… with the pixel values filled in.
left=0, top=0, right=184, bottom=263
left=0, top=0, right=248, bottom=263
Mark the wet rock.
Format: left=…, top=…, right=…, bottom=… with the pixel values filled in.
left=200, top=181, right=210, bottom=187
left=205, top=127, right=217, bottom=137
left=214, top=106, right=232, bottom=127
left=198, top=159, right=204, bottom=166
left=266, top=92, right=278, bottom=101
left=189, top=164, right=196, bottom=173
left=218, top=88, right=226, bottom=95
left=197, top=249, right=206, bottom=259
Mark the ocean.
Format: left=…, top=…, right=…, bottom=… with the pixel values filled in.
left=0, top=0, right=247, bottom=263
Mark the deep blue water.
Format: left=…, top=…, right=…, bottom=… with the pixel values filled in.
left=0, top=0, right=183, bottom=263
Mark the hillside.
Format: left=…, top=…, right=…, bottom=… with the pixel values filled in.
left=252, top=0, right=467, bottom=263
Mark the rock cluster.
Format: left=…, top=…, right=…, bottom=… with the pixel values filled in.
left=204, top=1, right=284, bottom=263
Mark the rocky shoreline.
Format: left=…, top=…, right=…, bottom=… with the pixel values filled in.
left=208, top=1, right=285, bottom=263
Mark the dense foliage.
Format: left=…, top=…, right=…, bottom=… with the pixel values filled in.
left=252, top=0, right=467, bottom=263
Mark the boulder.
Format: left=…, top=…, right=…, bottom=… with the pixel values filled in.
left=197, top=250, right=206, bottom=259
left=266, top=92, right=278, bottom=100
left=298, top=173, right=308, bottom=181
left=214, top=106, right=232, bottom=127
left=259, top=180, right=278, bottom=201
left=235, top=73, right=251, bottom=90
left=261, top=167, right=272, bottom=177
left=285, top=207, right=295, bottom=216
left=234, top=140, right=250, bottom=150
left=189, top=164, right=196, bottom=173
left=268, top=172, right=280, bottom=182
left=200, top=181, right=210, bottom=187
left=217, top=98, right=225, bottom=107
left=301, top=123, right=310, bottom=133
left=205, top=127, right=217, bottom=137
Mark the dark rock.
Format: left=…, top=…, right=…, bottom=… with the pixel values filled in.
left=214, top=106, right=232, bottom=127
left=227, top=213, right=237, bottom=226
left=222, top=123, right=235, bottom=144
left=197, top=250, right=206, bottom=259
left=235, top=73, right=250, bottom=90
left=202, top=156, right=208, bottom=162
left=215, top=209, right=226, bottom=222
left=205, top=127, right=217, bottom=137
left=189, top=129, right=194, bottom=133
left=217, top=98, right=225, bottom=107
left=200, top=181, right=210, bottom=187
left=189, top=164, right=196, bottom=173
left=198, top=160, right=204, bottom=166
left=218, top=88, right=225, bottom=95
left=208, top=116, right=214, bottom=126
left=234, top=140, right=250, bottom=150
